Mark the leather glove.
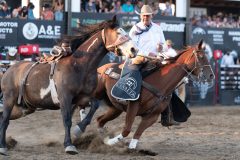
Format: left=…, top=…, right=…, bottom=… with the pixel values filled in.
left=132, top=55, right=146, bottom=64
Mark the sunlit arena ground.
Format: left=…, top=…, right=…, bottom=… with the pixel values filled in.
left=2, top=104, right=240, bottom=160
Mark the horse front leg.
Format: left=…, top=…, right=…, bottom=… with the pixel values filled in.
left=59, top=96, right=78, bottom=154
left=0, top=93, right=16, bottom=155
left=73, top=98, right=100, bottom=138
left=129, top=110, right=161, bottom=149
left=104, top=101, right=139, bottom=146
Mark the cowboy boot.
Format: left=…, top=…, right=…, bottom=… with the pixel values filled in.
left=160, top=105, right=180, bottom=127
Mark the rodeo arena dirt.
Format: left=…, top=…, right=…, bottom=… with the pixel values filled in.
left=0, top=104, right=239, bottom=160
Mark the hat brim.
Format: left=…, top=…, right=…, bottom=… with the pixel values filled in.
left=8, top=52, right=17, bottom=56
left=140, top=12, right=153, bottom=15
left=8, top=49, right=17, bottom=56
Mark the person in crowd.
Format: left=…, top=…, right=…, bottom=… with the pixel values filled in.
left=151, top=2, right=160, bottom=15
left=27, top=2, right=35, bottom=19
left=229, top=50, right=238, bottom=64
left=6, top=47, right=20, bottom=62
left=121, top=0, right=134, bottom=14
left=0, top=1, right=11, bottom=18
left=53, top=0, right=64, bottom=21
left=19, top=6, right=28, bottom=19
left=162, top=39, right=178, bottom=59
left=163, top=1, right=172, bottom=16
left=95, top=0, right=103, bottom=12
left=41, top=3, right=54, bottom=20
left=134, top=0, right=143, bottom=14
left=221, top=51, right=235, bottom=66
left=110, top=0, right=122, bottom=13
left=85, top=0, right=97, bottom=13
left=12, top=5, right=22, bottom=18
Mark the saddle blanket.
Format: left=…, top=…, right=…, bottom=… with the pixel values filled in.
left=111, top=59, right=142, bottom=101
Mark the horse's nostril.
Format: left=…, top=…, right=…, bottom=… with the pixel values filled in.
left=210, top=74, right=215, bottom=79
left=130, top=47, right=136, bottom=54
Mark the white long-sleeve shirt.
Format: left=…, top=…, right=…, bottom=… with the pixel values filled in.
left=129, top=21, right=165, bottom=57
left=221, top=54, right=235, bottom=66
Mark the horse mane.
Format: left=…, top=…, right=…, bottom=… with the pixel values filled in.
left=59, top=18, right=119, bottom=53
left=165, top=46, right=194, bottom=64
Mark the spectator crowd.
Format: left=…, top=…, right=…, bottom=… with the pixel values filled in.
left=0, top=0, right=174, bottom=21
left=0, top=0, right=64, bottom=21
left=81, top=0, right=173, bottom=16
left=191, top=12, right=240, bottom=28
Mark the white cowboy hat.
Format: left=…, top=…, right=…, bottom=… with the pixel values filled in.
left=8, top=48, right=17, bottom=56
left=140, top=5, right=153, bottom=15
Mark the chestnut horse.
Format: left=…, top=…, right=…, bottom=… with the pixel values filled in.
left=73, top=40, right=215, bottom=149
left=0, top=16, right=138, bottom=155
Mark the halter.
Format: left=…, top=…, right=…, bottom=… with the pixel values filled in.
left=181, top=49, right=214, bottom=84
left=101, top=28, right=131, bottom=53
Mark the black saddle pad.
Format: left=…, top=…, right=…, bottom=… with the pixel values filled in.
left=111, top=59, right=142, bottom=101
left=171, top=93, right=191, bottom=122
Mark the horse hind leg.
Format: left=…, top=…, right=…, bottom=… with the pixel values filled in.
left=97, top=106, right=122, bottom=129
left=97, top=107, right=122, bottom=145
left=73, top=99, right=100, bottom=138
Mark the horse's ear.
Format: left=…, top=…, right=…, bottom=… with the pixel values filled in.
left=198, top=39, right=203, bottom=50
left=112, top=15, right=117, bottom=23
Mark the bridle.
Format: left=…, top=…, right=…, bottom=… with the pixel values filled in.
left=101, top=28, right=131, bottom=54
left=180, top=49, right=214, bottom=84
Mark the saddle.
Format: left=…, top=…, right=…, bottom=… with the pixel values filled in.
left=39, top=42, right=72, bottom=63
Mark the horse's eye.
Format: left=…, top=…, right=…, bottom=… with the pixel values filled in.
left=199, top=53, right=204, bottom=59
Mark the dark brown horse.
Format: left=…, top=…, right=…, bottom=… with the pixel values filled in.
left=73, top=40, right=215, bottom=149
left=0, top=16, right=138, bottom=155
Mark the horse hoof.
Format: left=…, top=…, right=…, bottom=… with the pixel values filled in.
left=0, top=148, right=7, bottom=155
left=103, top=136, right=111, bottom=146
left=103, top=136, right=118, bottom=146
left=73, top=125, right=83, bottom=138
left=65, top=145, right=78, bottom=155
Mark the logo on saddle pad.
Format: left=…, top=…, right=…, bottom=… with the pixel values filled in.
left=115, top=77, right=137, bottom=99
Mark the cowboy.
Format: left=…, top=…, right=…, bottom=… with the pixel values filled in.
left=111, top=4, right=181, bottom=126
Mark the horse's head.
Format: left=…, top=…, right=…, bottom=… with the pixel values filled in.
left=181, top=40, right=215, bottom=84
left=103, top=15, right=137, bottom=58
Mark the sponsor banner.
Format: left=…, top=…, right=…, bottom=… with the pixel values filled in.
left=192, top=26, right=240, bottom=54
left=0, top=20, right=18, bottom=46
left=72, top=13, right=186, bottom=49
left=18, top=20, right=64, bottom=47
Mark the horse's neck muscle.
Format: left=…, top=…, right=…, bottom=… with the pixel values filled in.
left=73, top=31, right=108, bottom=70
left=145, top=63, right=186, bottom=96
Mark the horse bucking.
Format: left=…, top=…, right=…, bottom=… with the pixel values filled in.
left=72, top=40, right=215, bottom=149
left=0, top=16, right=138, bottom=155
